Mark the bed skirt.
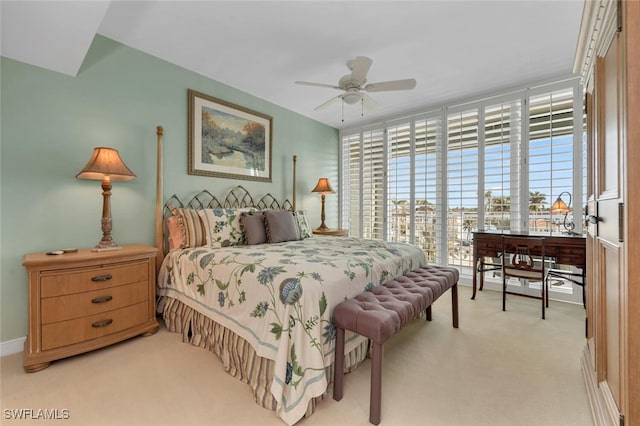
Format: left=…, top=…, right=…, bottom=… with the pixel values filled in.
left=158, top=295, right=369, bottom=419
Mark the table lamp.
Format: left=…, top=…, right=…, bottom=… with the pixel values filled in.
left=311, top=177, right=335, bottom=230
left=76, top=147, right=136, bottom=251
left=550, top=191, right=576, bottom=234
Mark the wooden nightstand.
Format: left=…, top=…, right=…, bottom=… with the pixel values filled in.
left=22, top=244, right=159, bottom=372
left=312, top=228, right=349, bottom=237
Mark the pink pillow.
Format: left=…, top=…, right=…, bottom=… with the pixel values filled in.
left=167, top=216, right=184, bottom=251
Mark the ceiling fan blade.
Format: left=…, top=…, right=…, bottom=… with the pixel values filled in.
left=314, top=95, right=342, bottom=111
left=295, top=81, right=341, bottom=90
left=350, top=56, right=373, bottom=84
left=364, top=78, right=417, bottom=92
left=361, top=93, right=378, bottom=111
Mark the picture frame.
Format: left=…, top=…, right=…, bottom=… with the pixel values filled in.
left=188, top=89, right=272, bottom=182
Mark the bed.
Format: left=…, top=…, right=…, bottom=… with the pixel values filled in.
left=152, top=127, right=427, bottom=425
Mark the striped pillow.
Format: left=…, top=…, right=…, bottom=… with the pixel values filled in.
left=169, top=207, right=206, bottom=248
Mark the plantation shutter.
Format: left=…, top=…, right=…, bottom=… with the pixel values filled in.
left=528, top=88, right=574, bottom=232
left=414, top=116, right=443, bottom=263
left=341, top=133, right=361, bottom=233
left=447, top=108, right=479, bottom=268
left=483, top=99, right=522, bottom=231
left=387, top=122, right=412, bottom=244
left=361, top=129, right=385, bottom=240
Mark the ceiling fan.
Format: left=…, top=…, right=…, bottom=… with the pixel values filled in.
left=295, top=56, right=417, bottom=113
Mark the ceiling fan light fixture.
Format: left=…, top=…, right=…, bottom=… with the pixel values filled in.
left=342, top=92, right=362, bottom=105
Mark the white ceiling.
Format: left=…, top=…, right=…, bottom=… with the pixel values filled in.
left=1, top=1, right=584, bottom=129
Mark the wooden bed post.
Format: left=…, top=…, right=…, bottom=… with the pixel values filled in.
left=154, top=125, right=164, bottom=270
left=292, top=155, right=297, bottom=211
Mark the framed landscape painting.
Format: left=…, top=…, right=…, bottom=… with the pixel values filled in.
left=188, top=89, right=272, bottom=182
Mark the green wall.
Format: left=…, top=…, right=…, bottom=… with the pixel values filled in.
left=0, top=35, right=339, bottom=343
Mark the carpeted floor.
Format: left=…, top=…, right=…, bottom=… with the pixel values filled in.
left=0, top=286, right=593, bottom=425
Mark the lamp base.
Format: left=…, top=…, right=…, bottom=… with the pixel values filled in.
left=92, top=240, right=122, bottom=252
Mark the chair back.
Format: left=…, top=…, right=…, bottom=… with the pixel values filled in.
left=502, top=236, right=545, bottom=281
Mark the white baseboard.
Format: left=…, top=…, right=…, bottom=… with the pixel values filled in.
left=1, top=337, right=25, bottom=357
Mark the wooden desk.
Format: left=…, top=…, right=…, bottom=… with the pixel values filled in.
left=471, top=231, right=586, bottom=300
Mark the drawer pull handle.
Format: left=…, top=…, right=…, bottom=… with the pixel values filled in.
left=91, top=274, right=112, bottom=282
left=91, top=295, right=113, bottom=304
left=91, top=319, right=113, bottom=328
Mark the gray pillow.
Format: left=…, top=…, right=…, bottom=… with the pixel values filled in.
left=264, top=210, right=301, bottom=243
left=240, top=211, right=267, bottom=245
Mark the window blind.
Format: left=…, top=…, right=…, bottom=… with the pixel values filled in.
left=528, top=89, right=574, bottom=232
left=447, top=109, right=479, bottom=268
left=361, top=129, right=385, bottom=240
left=387, top=122, right=412, bottom=244
left=483, top=99, right=522, bottom=232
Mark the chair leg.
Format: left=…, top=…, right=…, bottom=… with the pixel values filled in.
left=502, top=276, right=507, bottom=311
left=545, top=275, right=550, bottom=308
left=540, top=280, right=549, bottom=319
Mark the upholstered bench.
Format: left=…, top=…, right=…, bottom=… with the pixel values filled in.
left=332, top=265, right=459, bottom=425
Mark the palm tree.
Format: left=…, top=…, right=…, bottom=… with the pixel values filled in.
left=529, top=191, right=547, bottom=212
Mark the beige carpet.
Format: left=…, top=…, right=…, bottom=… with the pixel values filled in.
left=1, top=286, right=593, bottom=426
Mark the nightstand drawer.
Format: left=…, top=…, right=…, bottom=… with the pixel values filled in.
left=41, top=280, right=149, bottom=324
left=41, top=301, right=149, bottom=351
left=41, top=261, right=148, bottom=298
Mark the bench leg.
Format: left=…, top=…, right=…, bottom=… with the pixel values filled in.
left=425, top=305, right=432, bottom=321
left=452, top=283, right=459, bottom=328
left=333, top=327, right=345, bottom=401
left=370, top=342, right=383, bottom=425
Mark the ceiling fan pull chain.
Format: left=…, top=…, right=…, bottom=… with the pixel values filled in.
left=342, top=98, right=345, bottom=122
left=361, top=97, right=364, bottom=116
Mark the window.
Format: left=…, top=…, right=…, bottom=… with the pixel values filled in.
left=528, top=88, right=576, bottom=233
left=340, top=77, right=584, bottom=289
left=447, top=108, right=479, bottom=269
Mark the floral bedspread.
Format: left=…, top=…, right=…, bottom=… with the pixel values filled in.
left=157, top=236, right=425, bottom=425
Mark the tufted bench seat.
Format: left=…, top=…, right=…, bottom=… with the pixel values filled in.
left=332, top=265, right=459, bottom=425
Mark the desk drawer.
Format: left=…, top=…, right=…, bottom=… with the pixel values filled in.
left=473, top=235, right=502, bottom=257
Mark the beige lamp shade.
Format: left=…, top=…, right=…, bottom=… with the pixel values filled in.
left=550, top=197, right=570, bottom=214
left=311, top=178, right=335, bottom=194
left=76, top=147, right=136, bottom=181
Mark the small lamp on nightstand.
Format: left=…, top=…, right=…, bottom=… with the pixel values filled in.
left=76, top=147, right=136, bottom=251
left=311, top=177, right=335, bottom=230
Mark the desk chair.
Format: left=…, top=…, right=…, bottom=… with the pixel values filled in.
left=502, top=236, right=547, bottom=319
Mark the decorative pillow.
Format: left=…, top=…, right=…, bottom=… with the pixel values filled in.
left=169, top=207, right=206, bottom=248
left=166, top=216, right=184, bottom=251
left=240, top=211, right=267, bottom=245
left=198, top=208, right=250, bottom=248
left=264, top=210, right=301, bottom=243
left=295, top=210, right=312, bottom=239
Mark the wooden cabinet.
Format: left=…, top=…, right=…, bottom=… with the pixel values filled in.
left=22, top=244, right=159, bottom=372
left=312, top=228, right=349, bottom=237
